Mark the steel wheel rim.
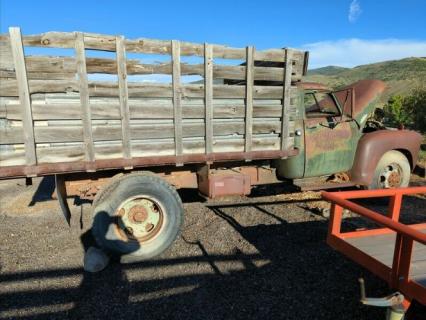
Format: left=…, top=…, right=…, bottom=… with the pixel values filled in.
left=114, top=195, right=166, bottom=244
left=378, top=163, right=403, bottom=188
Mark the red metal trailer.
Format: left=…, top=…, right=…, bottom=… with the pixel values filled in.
left=323, top=187, right=426, bottom=318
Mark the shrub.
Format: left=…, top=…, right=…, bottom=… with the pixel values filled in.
left=383, top=88, right=426, bottom=133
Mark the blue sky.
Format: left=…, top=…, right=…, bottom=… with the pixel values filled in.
left=1, top=0, right=425, bottom=69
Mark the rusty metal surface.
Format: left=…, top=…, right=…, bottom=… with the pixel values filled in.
left=198, top=170, right=251, bottom=198
left=197, top=165, right=280, bottom=198
left=350, top=130, right=423, bottom=186
left=65, top=178, right=108, bottom=200
left=157, top=171, right=198, bottom=189
left=295, top=181, right=356, bottom=191
left=303, top=116, right=358, bottom=177
left=335, top=79, right=386, bottom=118
left=114, top=195, right=165, bottom=243
left=64, top=170, right=198, bottom=199
left=295, top=82, right=331, bottom=91
left=0, top=149, right=298, bottom=179
left=55, top=175, right=71, bottom=225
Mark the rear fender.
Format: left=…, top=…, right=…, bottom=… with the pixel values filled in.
left=350, top=130, right=422, bottom=186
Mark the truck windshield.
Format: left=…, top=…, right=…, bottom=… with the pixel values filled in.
left=304, top=92, right=340, bottom=118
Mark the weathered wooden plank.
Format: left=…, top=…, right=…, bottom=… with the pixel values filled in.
left=1, top=32, right=306, bottom=63
left=245, top=46, right=254, bottom=155
left=0, top=55, right=76, bottom=74
left=32, top=135, right=283, bottom=164
left=281, top=49, right=293, bottom=151
left=0, top=38, right=12, bottom=61
left=0, top=119, right=293, bottom=144
left=1, top=134, right=294, bottom=167
left=91, top=83, right=297, bottom=99
left=172, top=40, right=182, bottom=159
left=0, top=56, right=303, bottom=81
left=204, top=43, right=213, bottom=154
left=0, top=79, right=298, bottom=99
left=0, top=145, right=26, bottom=167
left=0, top=70, right=75, bottom=80
left=1, top=133, right=286, bottom=166
left=0, top=79, right=76, bottom=96
left=75, top=32, right=95, bottom=163
left=9, top=27, right=36, bottom=166
left=116, top=36, right=131, bottom=159
left=0, top=97, right=288, bottom=120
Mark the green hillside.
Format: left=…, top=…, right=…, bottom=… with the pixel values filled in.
left=305, top=57, right=426, bottom=102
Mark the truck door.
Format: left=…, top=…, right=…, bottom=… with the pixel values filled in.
left=303, top=91, right=358, bottom=178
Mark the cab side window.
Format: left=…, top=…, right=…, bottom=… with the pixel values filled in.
left=304, top=92, right=340, bottom=118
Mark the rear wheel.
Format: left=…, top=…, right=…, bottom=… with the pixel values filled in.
left=91, top=173, right=183, bottom=261
left=369, top=150, right=411, bottom=189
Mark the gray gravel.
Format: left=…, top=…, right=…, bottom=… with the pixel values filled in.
left=1, top=176, right=424, bottom=319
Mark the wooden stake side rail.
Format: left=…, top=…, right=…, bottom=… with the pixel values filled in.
left=323, top=187, right=426, bottom=306
left=0, top=31, right=307, bottom=79
left=0, top=27, right=307, bottom=178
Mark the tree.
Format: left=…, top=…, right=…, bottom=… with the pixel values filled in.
left=408, top=88, right=426, bottom=133
left=383, top=95, right=410, bottom=127
left=383, top=88, right=426, bottom=133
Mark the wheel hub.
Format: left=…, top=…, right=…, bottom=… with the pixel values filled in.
left=129, top=206, right=148, bottom=223
left=379, top=164, right=403, bottom=189
left=387, top=171, right=401, bottom=188
left=115, top=196, right=164, bottom=243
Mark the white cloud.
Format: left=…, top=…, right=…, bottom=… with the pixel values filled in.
left=348, top=0, right=362, bottom=23
left=302, top=38, right=426, bottom=69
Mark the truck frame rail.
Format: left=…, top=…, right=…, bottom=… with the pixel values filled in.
left=323, top=187, right=426, bottom=306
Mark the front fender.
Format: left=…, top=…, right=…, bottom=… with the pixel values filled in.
left=350, top=130, right=422, bottom=186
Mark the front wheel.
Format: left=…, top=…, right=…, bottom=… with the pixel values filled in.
left=369, top=150, right=411, bottom=189
left=91, top=173, right=183, bottom=261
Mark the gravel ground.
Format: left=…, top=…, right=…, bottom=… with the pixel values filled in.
left=0, top=175, right=425, bottom=320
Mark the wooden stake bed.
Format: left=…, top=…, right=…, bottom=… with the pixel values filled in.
left=0, top=28, right=307, bottom=178
left=323, top=187, right=426, bottom=307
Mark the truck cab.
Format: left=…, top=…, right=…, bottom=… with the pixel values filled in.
left=275, top=79, right=422, bottom=189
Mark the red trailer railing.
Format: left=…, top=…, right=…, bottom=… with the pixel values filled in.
left=322, top=187, right=426, bottom=307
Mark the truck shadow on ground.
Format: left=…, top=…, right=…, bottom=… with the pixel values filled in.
left=0, top=200, right=390, bottom=320
left=28, top=176, right=56, bottom=206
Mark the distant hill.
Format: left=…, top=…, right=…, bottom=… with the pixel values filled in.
left=306, top=66, right=349, bottom=76
left=305, top=57, right=426, bottom=102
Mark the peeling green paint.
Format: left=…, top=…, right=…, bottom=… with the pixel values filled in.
left=276, top=82, right=383, bottom=180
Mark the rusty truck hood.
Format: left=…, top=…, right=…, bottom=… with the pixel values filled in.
left=337, top=79, right=386, bottom=118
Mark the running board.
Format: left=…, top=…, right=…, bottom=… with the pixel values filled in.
left=293, top=178, right=356, bottom=191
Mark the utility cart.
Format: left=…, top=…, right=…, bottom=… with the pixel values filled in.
left=323, top=187, right=426, bottom=319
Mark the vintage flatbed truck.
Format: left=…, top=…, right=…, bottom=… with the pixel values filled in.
left=0, top=27, right=422, bottom=260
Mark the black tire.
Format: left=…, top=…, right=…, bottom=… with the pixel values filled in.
left=369, top=150, right=411, bottom=189
left=91, top=173, right=183, bottom=261
left=92, top=173, right=125, bottom=208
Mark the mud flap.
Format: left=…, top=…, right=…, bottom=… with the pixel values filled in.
left=55, top=174, right=71, bottom=226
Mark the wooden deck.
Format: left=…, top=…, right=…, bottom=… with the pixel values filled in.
left=345, top=228, right=426, bottom=287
